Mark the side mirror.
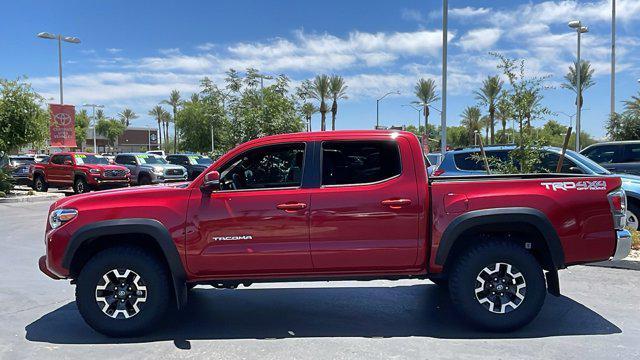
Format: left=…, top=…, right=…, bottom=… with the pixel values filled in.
left=63, top=160, right=73, bottom=166
left=201, top=170, right=220, bottom=192
left=569, top=166, right=584, bottom=174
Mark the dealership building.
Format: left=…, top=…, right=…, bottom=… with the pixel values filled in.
left=83, top=127, right=159, bottom=154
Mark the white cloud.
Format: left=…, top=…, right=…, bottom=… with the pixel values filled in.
left=400, top=8, right=424, bottom=22
left=106, top=48, right=122, bottom=54
left=458, top=28, right=502, bottom=51
left=196, top=42, right=215, bottom=51
left=449, top=6, right=490, bottom=17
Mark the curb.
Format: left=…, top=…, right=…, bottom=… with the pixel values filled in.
left=586, top=259, right=640, bottom=271
left=0, top=193, right=65, bottom=204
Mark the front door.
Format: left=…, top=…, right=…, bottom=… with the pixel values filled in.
left=186, top=142, right=313, bottom=277
left=309, top=138, right=420, bottom=271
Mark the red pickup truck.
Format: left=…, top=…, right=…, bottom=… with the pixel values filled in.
left=30, top=152, right=130, bottom=194
left=38, top=131, right=631, bottom=337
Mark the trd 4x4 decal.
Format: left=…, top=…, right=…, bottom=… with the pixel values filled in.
left=540, top=180, right=607, bottom=192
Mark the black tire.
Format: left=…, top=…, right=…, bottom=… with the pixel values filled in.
left=448, top=240, right=546, bottom=332
left=138, top=174, right=152, bottom=185
left=75, top=246, right=172, bottom=337
left=73, top=177, right=89, bottom=194
left=626, top=202, right=639, bottom=232
left=430, top=277, right=448, bottom=288
left=33, top=175, right=48, bottom=192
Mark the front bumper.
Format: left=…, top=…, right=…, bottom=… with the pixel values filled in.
left=612, top=229, right=632, bottom=260
left=39, top=255, right=63, bottom=280
left=152, top=175, right=188, bottom=183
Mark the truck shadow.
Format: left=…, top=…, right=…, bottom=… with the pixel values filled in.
left=25, top=284, right=620, bottom=346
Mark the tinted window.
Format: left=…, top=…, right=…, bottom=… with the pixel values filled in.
left=583, top=145, right=619, bottom=164
left=624, top=144, right=640, bottom=162
left=116, top=155, right=137, bottom=166
left=219, top=143, right=305, bottom=190
left=9, top=157, right=35, bottom=166
left=454, top=150, right=510, bottom=171
left=50, top=155, right=63, bottom=165
left=537, top=153, right=580, bottom=173
left=321, top=141, right=401, bottom=186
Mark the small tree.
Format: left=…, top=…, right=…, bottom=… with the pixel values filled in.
left=96, top=118, right=126, bottom=148
left=0, top=78, right=49, bottom=154
left=117, top=108, right=138, bottom=127
left=561, top=60, right=595, bottom=111
left=75, top=109, right=90, bottom=150
left=474, top=76, right=503, bottom=144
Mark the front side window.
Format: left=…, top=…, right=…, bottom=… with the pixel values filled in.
left=218, top=143, right=305, bottom=190
left=583, top=145, right=619, bottom=164
left=50, top=155, right=63, bottom=165
left=537, top=153, right=580, bottom=173
left=322, top=141, right=401, bottom=186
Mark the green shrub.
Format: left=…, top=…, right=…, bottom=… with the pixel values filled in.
left=0, top=191, right=5, bottom=198
left=0, top=169, right=13, bottom=194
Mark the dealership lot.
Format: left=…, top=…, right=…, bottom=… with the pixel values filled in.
left=0, top=201, right=639, bottom=360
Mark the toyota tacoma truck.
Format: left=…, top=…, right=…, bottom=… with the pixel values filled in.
left=30, top=152, right=130, bottom=194
left=38, top=131, right=632, bottom=337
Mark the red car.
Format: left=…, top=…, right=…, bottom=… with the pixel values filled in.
left=38, top=131, right=631, bottom=337
left=30, top=152, right=130, bottom=194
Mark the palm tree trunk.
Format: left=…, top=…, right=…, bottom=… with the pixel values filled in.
left=424, top=106, right=429, bottom=137
left=501, top=120, right=507, bottom=143
left=331, top=100, right=337, bottom=131
left=157, top=121, right=162, bottom=147
left=173, top=108, right=177, bottom=153
left=489, top=107, right=495, bottom=145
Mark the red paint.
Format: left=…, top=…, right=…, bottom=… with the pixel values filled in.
left=40, top=131, right=621, bottom=282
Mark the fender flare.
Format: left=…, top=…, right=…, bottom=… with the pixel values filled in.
left=62, top=218, right=187, bottom=308
left=73, top=171, right=88, bottom=182
left=33, top=169, right=47, bottom=182
left=435, top=207, right=565, bottom=269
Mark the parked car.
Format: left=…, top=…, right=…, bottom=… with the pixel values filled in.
left=166, top=154, right=213, bottom=180
left=146, top=150, right=166, bottom=158
left=434, top=145, right=640, bottom=231
left=4, top=156, right=36, bottom=186
left=29, top=153, right=130, bottom=194
left=33, top=154, right=50, bottom=163
left=39, top=130, right=630, bottom=337
left=115, top=153, right=187, bottom=185
left=580, top=141, right=640, bottom=176
left=100, top=153, right=115, bottom=164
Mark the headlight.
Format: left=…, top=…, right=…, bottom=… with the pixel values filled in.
left=49, top=209, right=78, bottom=229
left=89, top=168, right=101, bottom=174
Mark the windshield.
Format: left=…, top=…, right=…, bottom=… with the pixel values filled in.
left=565, top=150, right=611, bottom=175
left=74, top=154, right=109, bottom=165
left=10, top=158, right=35, bottom=166
left=136, top=154, right=167, bottom=164
left=188, top=155, right=213, bottom=165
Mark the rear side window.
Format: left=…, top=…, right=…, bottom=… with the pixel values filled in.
left=583, top=145, right=620, bottom=164
left=321, top=141, right=401, bottom=186
left=453, top=150, right=510, bottom=171
left=624, top=144, right=640, bottom=162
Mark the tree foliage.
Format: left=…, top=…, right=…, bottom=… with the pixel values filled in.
left=474, top=75, right=503, bottom=144
left=75, top=109, right=90, bottom=149
left=96, top=118, right=126, bottom=147
left=607, top=111, right=640, bottom=141
left=0, top=78, right=49, bottom=153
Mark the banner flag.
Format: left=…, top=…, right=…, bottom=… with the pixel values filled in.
left=49, top=104, right=77, bottom=148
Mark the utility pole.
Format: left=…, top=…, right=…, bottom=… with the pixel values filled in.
left=611, top=0, right=616, bottom=118
left=441, top=0, right=448, bottom=154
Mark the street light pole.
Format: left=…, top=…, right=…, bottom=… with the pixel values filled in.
left=441, top=0, right=448, bottom=154
left=37, top=32, right=80, bottom=104
left=82, top=103, right=104, bottom=153
left=568, top=20, right=588, bottom=151
left=402, top=104, right=423, bottom=129
left=376, top=91, right=400, bottom=129
left=611, top=0, right=616, bottom=118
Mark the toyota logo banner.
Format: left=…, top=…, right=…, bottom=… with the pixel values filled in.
left=49, top=104, right=77, bottom=148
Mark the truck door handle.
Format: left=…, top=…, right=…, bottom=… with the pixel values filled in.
left=276, top=202, right=307, bottom=211
left=381, top=199, right=412, bottom=209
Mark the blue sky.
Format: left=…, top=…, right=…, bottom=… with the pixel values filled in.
left=3, top=0, right=640, bottom=138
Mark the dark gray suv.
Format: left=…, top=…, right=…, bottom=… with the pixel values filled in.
left=115, top=153, right=187, bottom=185
left=580, top=141, right=640, bottom=176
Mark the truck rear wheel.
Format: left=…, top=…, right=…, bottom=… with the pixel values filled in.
left=448, top=240, right=546, bottom=332
left=75, top=245, right=172, bottom=337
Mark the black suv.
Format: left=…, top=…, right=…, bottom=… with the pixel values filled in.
left=580, top=141, right=640, bottom=176
left=165, top=154, right=213, bottom=181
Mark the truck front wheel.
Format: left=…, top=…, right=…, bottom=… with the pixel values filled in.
left=75, top=245, right=172, bottom=337
left=448, top=240, right=546, bottom=332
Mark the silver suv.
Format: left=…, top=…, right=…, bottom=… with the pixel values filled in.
left=115, top=153, right=187, bottom=185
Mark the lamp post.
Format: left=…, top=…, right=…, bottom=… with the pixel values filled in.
left=36, top=32, right=81, bottom=105
left=82, top=103, right=104, bottom=153
left=376, top=91, right=400, bottom=129
left=568, top=20, right=588, bottom=151
left=441, top=0, right=448, bottom=155
left=611, top=0, right=616, bottom=118
left=402, top=104, right=422, bottom=129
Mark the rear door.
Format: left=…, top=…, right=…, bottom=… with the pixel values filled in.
left=47, top=155, right=63, bottom=183
left=309, top=138, right=420, bottom=271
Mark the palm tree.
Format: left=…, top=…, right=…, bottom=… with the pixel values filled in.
left=328, top=75, right=348, bottom=131
left=117, top=108, right=138, bottom=127
left=523, top=89, right=542, bottom=130
left=413, top=78, right=440, bottom=136
left=495, top=96, right=511, bottom=143
left=148, top=105, right=165, bottom=148
left=301, top=102, right=318, bottom=132
left=95, top=109, right=106, bottom=120
left=161, top=90, right=182, bottom=153
left=460, top=106, right=482, bottom=145
left=310, top=75, right=331, bottom=131
left=474, top=76, right=503, bottom=144
left=561, top=60, right=595, bottom=111
left=624, top=92, right=640, bottom=115
left=481, top=115, right=491, bottom=144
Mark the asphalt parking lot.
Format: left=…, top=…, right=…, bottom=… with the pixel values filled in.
left=0, top=200, right=639, bottom=359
